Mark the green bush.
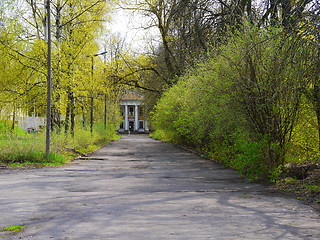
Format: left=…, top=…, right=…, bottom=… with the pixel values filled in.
left=51, top=122, right=118, bottom=154
left=287, top=99, right=320, bottom=163
left=232, top=135, right=270, bottom=181
left=151, top=24, right=313, bottom=181
left=0, top=121, right=28, bottom=139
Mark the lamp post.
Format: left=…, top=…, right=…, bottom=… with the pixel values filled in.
left=45, top=0, right=52, bottom=159
left=89, top=51, right=108, bottom=133
left=95, top=51, right=108, bottom=130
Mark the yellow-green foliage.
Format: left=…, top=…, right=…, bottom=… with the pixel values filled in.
left=0, top=121, right=118, bottom=166
left=51, top=122, right=118, bottom=155
left=152, top=25, right=318, bottom=181
left=288, top=100, right=320, bottom=163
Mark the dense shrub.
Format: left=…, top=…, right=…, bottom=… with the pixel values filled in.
left=152, top=25, right=314, bottom=181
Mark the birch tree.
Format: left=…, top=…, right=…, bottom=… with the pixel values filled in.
left=0, top=0, right=114, bottom=135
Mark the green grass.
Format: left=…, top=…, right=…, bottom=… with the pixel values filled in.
left=2, top=225, right=25, bottom=233
left=7, top=152, right=68, bottom=167
left=0, top=121, right=119, bottom=167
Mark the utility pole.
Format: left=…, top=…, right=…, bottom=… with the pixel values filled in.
left=45, top=0, right=52, bottom=159
left=90, top=56, right=94, bottom=136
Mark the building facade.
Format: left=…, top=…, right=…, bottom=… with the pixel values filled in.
left=118, top=90, right=149, bottom=133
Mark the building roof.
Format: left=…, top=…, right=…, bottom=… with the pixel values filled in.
left=120, top=90, right=144, bottom=101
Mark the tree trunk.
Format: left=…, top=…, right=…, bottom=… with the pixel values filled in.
left=70, top=92, right=75, bottom=137
left=82, top=106, right=87, bottom=130
left=55, top=0, right=62, bottom=42
left=90, top=95, right=94, bottom=136
left=65, top=90, right=71, bottom=135
left=104, top=94, right=107, bottom=129
left=11, top=103, right=16, bottom=132
left=52, top=95, right=61, bottom=133
left=64, top=104, right=70, bottom=135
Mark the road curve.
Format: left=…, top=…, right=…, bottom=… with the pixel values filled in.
left=0, top=135, right=319, bottom=239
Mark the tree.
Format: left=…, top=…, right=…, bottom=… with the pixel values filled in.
left=260, top=0, right=315, bottom=29
left=152, top=24, right=313, bottom=179
left=14, top=0, right=111, bottom=133
left=297, top=2, right=320, bottom=149
left=122, top=0, right=266, bottom=98
left=221, top=26, right=309, bottom=167
left=0, top=4, right=47, bottom=128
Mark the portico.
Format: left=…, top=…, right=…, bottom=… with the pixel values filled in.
left=118, top=90, right=148, bottom=133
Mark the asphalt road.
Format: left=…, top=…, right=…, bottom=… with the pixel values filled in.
left=0, top=135, right=319, bottom=239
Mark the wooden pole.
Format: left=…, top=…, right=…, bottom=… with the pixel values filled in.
left=45, top=0, right=52, bottom=159
left=90, top=56, right=94, bottom=136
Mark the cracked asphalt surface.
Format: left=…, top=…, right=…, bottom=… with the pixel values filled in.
left=0, top=135, right=319, bottom=239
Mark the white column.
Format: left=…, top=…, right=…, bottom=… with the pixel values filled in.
left=124, top=104, right=128, bottom=131
left=134, top=104, right=139, bottom=131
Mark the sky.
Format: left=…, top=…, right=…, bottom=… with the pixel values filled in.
left=1, top=0, right=158, bottom=53
left=107, top=5, right=159, bottom=52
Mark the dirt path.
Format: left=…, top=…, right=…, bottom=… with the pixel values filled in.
left=0, top=135, right=319, bottom=239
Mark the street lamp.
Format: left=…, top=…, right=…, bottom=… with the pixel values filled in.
left=94, top=51, right=108, bottom=57
left=88, top=51, right=108, bottom=133
left=95, top=51, right=108, bottom=130
left=86, top=50, right=108, bottom=135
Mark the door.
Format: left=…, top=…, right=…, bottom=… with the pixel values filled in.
left=129, top=121, right=134, bottom=132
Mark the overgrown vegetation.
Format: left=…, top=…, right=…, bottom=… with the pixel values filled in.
left=0, top=0, right=319, bottom=206
left=151, top=24, right=320, bottom=185
left=137, top=1, right=320, bottom=200
left=0, top=120, right=118, bottom=167
left=0, top=0, right=127, bottom=166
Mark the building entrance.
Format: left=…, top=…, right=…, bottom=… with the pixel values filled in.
left=118, top=90, right=149, bottom=133
left=129, top=121, right=135, bottom=132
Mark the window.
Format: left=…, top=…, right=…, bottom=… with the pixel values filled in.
left=120, top=121, right=124, bottom=129
left=139, top=121, right=144, bottom=129
left=139, top=106, right=144, bottom=117
left=129, top=106, right=135, bottom=116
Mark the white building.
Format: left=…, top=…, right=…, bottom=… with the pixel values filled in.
left=0, top=107, right=45, bottom=132
left=118, top=90, right=149, bottom=133
left=17, top=116, right=45, bottom=132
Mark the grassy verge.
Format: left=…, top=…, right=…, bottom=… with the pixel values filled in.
left=0, top=122, right=119, bottom=168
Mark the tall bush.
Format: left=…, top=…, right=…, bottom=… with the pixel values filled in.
left=220, top=25, right=307, bottom=168
left=152, top=25, right=309, bottom=180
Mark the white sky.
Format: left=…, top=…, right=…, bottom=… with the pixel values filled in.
left=3, top=1, right=159, bottom=53
left=107, top=6, right=159, bottom=52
